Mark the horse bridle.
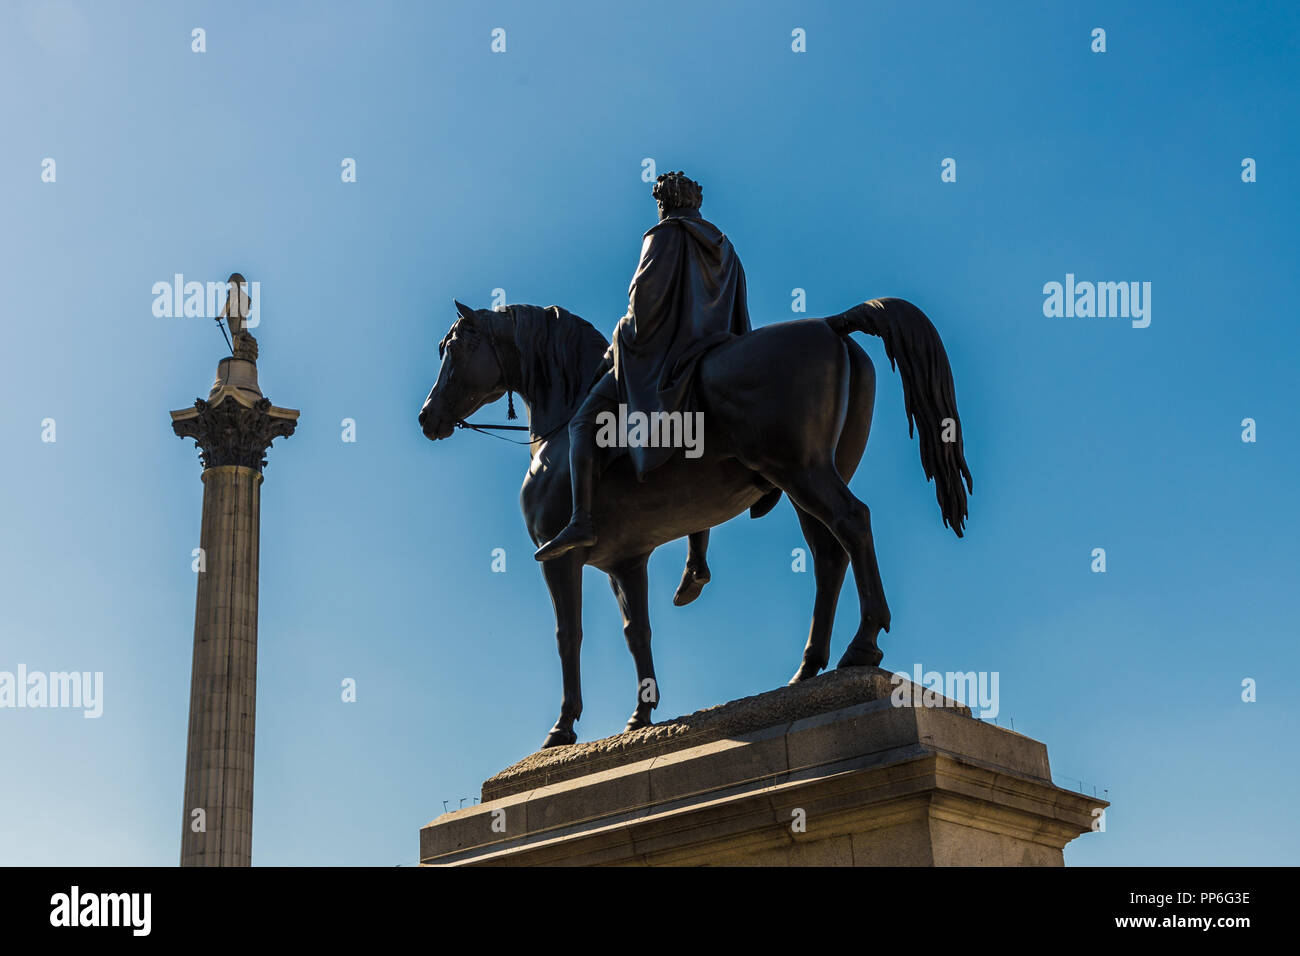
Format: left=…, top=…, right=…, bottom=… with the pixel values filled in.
left=453, top=308, right=565, bottom=446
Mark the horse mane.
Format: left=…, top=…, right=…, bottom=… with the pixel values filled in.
left=505, top=304, right=610, bottom=416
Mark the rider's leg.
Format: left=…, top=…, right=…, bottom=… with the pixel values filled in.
left=535, top=374, right=618, bottom=561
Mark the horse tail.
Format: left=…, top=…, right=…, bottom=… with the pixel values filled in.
left=825, top=298, right=973, bottom=537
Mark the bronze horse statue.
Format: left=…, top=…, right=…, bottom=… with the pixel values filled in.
left=419, top=299, right=971, bottom=748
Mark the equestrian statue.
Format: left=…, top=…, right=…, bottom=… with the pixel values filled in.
left=418, top=172, right=972, bottom=748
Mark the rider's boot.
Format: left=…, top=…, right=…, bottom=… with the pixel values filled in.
left=673, top=530, right=711, bottom=606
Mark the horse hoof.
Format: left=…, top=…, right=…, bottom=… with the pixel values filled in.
left=541, top=727, right=577, bottom=749
left=623, top=714, right=653, bottom=733
left=836, top=646, right=884, bottom=669
left=788, top=662, right=822, bottom=684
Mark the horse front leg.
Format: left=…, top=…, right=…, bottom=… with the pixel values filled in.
left=609, top=555, right=657, bottom=732
left=541, top=552, right=584, bottom=748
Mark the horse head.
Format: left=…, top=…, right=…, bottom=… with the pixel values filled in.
left=420, top=301, right=611, bottom=445
left=419, top=301, right=512, bottom=441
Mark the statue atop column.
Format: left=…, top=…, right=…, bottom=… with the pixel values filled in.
left=172, top=274, right=297, bottom=472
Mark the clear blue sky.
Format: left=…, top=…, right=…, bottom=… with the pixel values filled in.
left=2, top=0, right=1297, bottom=866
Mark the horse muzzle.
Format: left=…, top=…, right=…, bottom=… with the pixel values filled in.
left=418, top=408, right=455, bottom=441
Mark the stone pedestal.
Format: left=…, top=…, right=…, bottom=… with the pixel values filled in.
left=171, top=331, right=297, bottom=867
left=420, top=668, right=1105, bottom=866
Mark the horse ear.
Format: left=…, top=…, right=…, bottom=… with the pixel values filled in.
left=453, top=299, right=475, bottom=320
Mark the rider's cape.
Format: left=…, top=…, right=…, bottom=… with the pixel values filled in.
left=609, top=212, right=751, bottom=479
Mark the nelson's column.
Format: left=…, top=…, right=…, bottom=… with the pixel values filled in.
left=169, top=275, right=299, bottom=866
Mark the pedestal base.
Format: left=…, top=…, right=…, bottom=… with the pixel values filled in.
left=420, top=668, right=1105, bottom=866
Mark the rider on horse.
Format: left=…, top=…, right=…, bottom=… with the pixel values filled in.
left=534, top=171, right=758, bottom=568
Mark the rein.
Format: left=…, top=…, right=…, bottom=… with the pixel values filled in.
left=455, top=418, right=570, bottom=445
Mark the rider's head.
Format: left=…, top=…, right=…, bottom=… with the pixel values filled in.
left=653, top=171, right=703, bottom=221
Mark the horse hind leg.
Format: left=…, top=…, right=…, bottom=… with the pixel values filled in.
left=772, top=465, right=891, bottom=668
left=789, top=504, right=849, bottom=683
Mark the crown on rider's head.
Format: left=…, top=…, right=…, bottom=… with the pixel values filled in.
left=652, top=171, right=703, bottom=211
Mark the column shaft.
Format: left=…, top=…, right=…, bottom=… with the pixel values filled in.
left=180, top=464, right=262, bottom=867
